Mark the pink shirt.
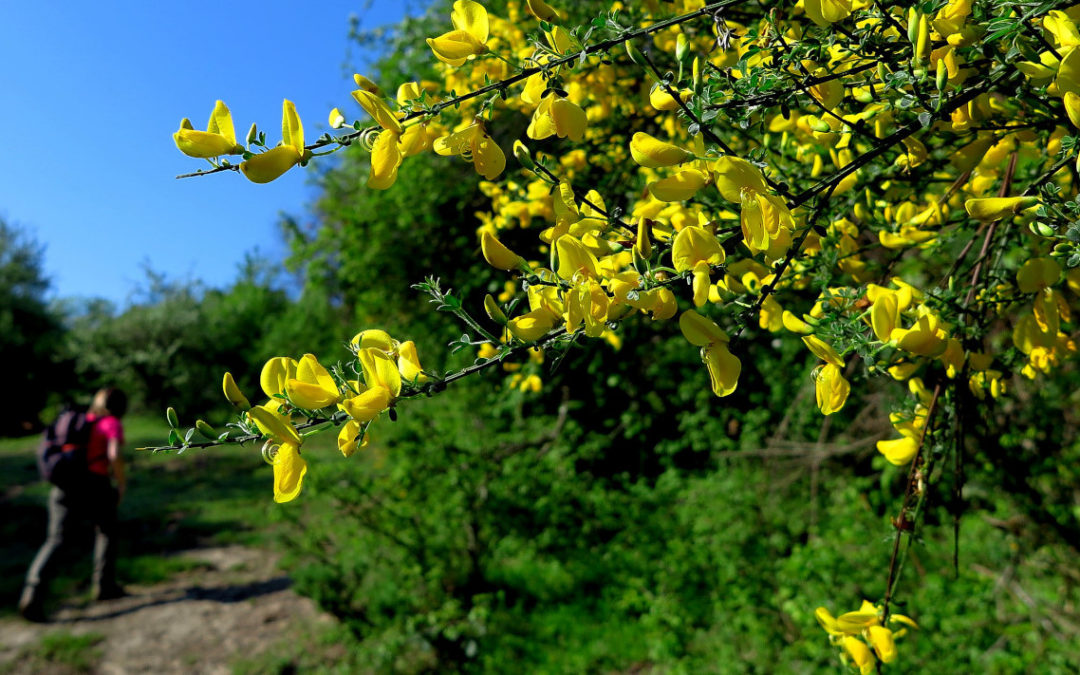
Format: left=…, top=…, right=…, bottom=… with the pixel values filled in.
left=86, top=413, right=123, bottom=476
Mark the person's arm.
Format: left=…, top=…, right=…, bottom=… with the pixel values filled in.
left=107, top=438, right=126, bottom=501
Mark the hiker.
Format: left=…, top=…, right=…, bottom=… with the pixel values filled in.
left=19, top=387, right=129, bottom=621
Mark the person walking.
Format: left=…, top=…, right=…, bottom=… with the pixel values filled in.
left=19, top=387, right=129, bottom=621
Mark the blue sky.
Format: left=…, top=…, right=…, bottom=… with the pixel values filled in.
left=0, top=1, right=417, bottom=306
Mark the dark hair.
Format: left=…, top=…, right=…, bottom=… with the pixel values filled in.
left=90, top=388, right=128, bottom=418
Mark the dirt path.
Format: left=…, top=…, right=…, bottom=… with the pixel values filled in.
left=0, top=546, right=333, bottom=674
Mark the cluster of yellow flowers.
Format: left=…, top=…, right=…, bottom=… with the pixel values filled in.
left=173, top=0, right=1080, bottom=669
left=816, top=601, right=918, bottom=674
left=220, top=329, right=424, bottom=502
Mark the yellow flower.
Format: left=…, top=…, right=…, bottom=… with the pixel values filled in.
left=481, top=230, right=526, bottom=271
left=351, top=329, right=397, bottom=353
left=260, top=357, right=299, bottom=398
left=397, top=341, right=427, bottom=383
left=877, top=436, right=919, bottom=465
left=285, top=354, right=342, bottom=409
left=341, top=387, right=393, bottom=423
left=427, top=0, right=489, bottom=66
left=434, top=119, right=506, bottom=180
left=713, top=156, right=792, bottom=255
left=679, top=310, right=741, bottom=397
left=173, top=100, right=243, bottom=158
left=815, top=363, right=850, bottom=415
left=359, top=347, right=402, bottom=398
left=672, top=226, right=725, bottom=307
left=240, top=100, right=305, bottom=183
left=630, top=132, right=695, bottom=168
left=337, top=419, right=369, bottom=458
left=648, top=169, right=710, bottom=203
left=525, top=0, right=559, bottom=21
left=1016, top=257, right=1061, bottom=293
left=527, top=94, right=587, bottom=141
left=555, top=235, right=600, bottom=281
left=508, top=308, right=557, bottom=342
left=842, top=636, right=874, bottom=675
left=804, top=0, right=853, bottom=27
left=272, top=441, right=307, bottom=503
left=963, top=196, right=1038, bottom=221
left=248, top=403, right=302, bottom=446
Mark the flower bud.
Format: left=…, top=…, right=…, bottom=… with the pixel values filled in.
left=625, top=40, right=647, bottom=68
left=484, top=294, right=508, bottom=324
left=675, top=33, right=690, bottom=63
left=195, top=419, right=217, bottom=440
left=222, top=372, right=250, bottom=411
left=513, top=140, right=535, bottom=170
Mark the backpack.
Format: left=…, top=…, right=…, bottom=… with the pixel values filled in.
left=37, top=405, right=95, bottom=489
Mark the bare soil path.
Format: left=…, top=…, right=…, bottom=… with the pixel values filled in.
left=0, top=546, right=332, bottom=674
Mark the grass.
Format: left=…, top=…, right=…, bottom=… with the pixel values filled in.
left=18, top=631, right=105, bottom=673
left=0, top=413, right=308, bottom=616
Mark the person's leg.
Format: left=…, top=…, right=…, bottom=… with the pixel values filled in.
left=20, top=487, right=70, bottom=620
left=90, top=480, right=123, bottom=599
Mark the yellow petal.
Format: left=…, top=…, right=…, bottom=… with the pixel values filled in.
left=841, top=636, right=874, bottom=671
left=272, top=442, right=307, bottom=503
left=351, top=89, right=404, bottom=134
left=508, top=308, right=557, bottom=342
left=359, top=348, right=402, bottom=397
left=248, top=404, right=302, bottom=446
left=679, top=309, right=727, bottom=346
left=173, top=127, right=239, bottom=158
left=870, top=294, right=899, bottom=342
left=240, top=145, right=301, bottom=183
left=398, top=341, right=427, bottom=383
left=351, top=329, right=397, bottom=353
left=964, top=196, right=1038, bottom=221
left=630, top=132, right=695, bottom=168
left=427, top=29, right=485, bottom=65
left=713, top=156, right=768, bottom=203
left=341, top=386, right=392, bottom=423
left=222, top=372, right=251, bottom=410
left=526, top=0, right=559, bottom=21
left=550, top=98, right=587, bottom=141
left=207, top=100, right=238, bottom=146
left=281, top=99, right=304, bottom=155
left=260, top=356, right=298, bottom=398
left=704, top=343, right=741, bottom=397
left=868, top=626, right=897, bottom=663
left=368, top=130, right=403, bottom=190
left=815, top=363, right=850, bottom=415
left=648, top=169, right=709, bottom=202
left=472, top=131, right=506, bottom=180
left=337, top=419, right=369, bottom=458
left=352, top=73, right=383, bottom=96
left=672, top=225, right=724, bottom=272
left=451, top=0, right=489, bottom=43
left=555, top=235, right=600, bottom=280
left=481, top=230, right=525, bottom=271
left=877, top=436, right=919, bottom=465
left=802, top=335, right=844, bottom=367
left=1016, top=257, right=1061, bottom=293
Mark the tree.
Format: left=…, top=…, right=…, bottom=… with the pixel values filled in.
left=165, top=0, right=1080, bottom=670
left=1, top=220, right=67, bottom=433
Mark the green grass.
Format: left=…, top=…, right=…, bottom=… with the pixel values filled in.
left=0, top=414, right=294, bottom=616
left=18, top=631, right=105, bottom=673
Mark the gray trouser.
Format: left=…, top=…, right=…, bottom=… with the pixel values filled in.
left=23, top=477, right=119, bottom=600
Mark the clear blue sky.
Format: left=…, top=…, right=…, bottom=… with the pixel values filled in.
left=0, top=1, right=417, bottom=306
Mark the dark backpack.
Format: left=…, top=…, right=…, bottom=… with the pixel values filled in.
left=37, top=405, right=95, bottom=489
